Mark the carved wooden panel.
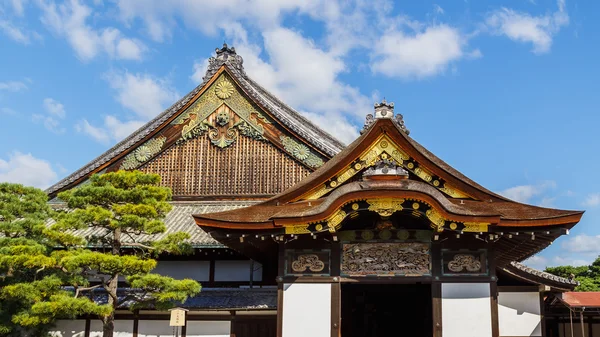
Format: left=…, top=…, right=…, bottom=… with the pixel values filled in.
left=442, top=249, right=488, bottom=276
left=285, top=250, right=330, bottom=276
left=341, top=243, right=430, bottom=277
left=139, top=133, right=311, bottom=197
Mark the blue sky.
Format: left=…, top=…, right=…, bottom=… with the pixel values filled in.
left=1, top=0, right=599, bottom=270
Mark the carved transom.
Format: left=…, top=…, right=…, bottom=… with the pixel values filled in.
left=291, top=254, right=326, bottom=273
left=447, top=254, right=482, bottom=273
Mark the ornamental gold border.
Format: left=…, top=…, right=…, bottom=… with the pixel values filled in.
left=299, top=135, right=472, bottom=200
left=283, top=197, right=489, bottom=235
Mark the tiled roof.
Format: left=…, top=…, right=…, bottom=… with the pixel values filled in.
left=560, top=292, right=600, bottom=308
left=49, top=201, right=256, bottom=247
left=502, top=261, right=579, bottom=290
left=87, top=287, right=277, bottom=310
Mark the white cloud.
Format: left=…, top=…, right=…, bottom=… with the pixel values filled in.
left=562, top=234, right=600, bottom=254
left=0, top=151, right=58, bottom=189
left=10, top=0, right=27, bottom=16
left=485, top=0, right=569, bottom=54
left=76, top=116, right=144, bottom=144
left=38, top=0, right=146, bottom=61
left=43, top=98, right=65, bottom=118
left=0, top=19, right=31, bottom=44
left=371, top=24, right=478, bottom=79
left=104, top=72, right=179, bottom=119
left=433, top=4, right=444, bottom=15
left=0, top=80, right=28, bottom=92
left=78, top=71, right=176, bottom=144
left=583, top=193, right=600, bottom=207
left=524, top=254, right=590, bottom=270
left=551, top=256, right=589, bottom=267
left=499, top=181, right=556, bottom=203
left=32, top=97, right=66, bottom=133
left=235, top=28, right=369, bottom=143
left=75, top=119, right=110, bottom=144
left=1, top=107, right=17, bottom=115
left=191, top=58, right=209, bottom=84
left=523, top=255, right=548, bottom=270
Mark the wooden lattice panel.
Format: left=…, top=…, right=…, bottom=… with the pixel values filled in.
left=139, top=135, right=311, bottom=197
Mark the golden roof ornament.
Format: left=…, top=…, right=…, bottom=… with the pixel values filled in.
left=361, top=99, right=410, bottom=135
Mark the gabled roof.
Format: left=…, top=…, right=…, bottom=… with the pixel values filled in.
left=46, top=44, right=344, bottom=197
left=193, top=105, right=583, bottom=229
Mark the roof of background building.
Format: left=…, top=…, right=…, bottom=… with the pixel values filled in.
left=559, top=292, right=600, bottom=308
left=49, top=201, right=257, bottom=247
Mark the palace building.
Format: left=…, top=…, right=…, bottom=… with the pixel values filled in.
left=47, top=44, right=584, bottom=337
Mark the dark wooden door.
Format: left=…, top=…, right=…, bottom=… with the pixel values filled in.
left=231, top=316, right=277, bottom=337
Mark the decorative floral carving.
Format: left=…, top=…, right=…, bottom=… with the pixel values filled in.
left=280, top=135, right=325, bottom=168
left=448, top=254, right=482, bottom=273
left=120, top=136, right=166, bottom=170
left=341, top=243, right=430, bottom=276
left=367, top=198, right=404, bottom=217
left=214, top=78, right=234, bottom=99
left=291, top=254, right=325, bottom=273
left=174, top=74, right=270, bottom=149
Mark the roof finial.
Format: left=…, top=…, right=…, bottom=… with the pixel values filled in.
left=361, top=99, right=410, bottom=135
left=204, top=44, right=245, bottom=82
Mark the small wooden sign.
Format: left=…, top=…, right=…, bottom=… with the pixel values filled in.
left=169, top=307, right=188, bottom=327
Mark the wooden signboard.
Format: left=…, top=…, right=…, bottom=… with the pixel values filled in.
left=169, top=308, right=188, bottom=327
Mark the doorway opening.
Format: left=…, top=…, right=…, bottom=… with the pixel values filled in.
left=341, top=283, right=432, bottom=337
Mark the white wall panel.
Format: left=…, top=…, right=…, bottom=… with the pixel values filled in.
left=282, top=283, right=331, bottom=337
left=442, top=283, right=492, bottom=337
left=48, top=320, right=86, bottom=337
left=89, top=320, right=134, bottom=337
left=214, top=260, right=262, bottom=281
left=498, top=292, right=542, bottom=336
left=153, top=261, right=210, bottom=281
left=186, top=321, right=231, bottom=337
left=137, top=320, right=175, bottom=337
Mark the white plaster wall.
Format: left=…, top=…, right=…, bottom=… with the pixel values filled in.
left=214, top=260, right=262, bottom=281
left=48, top=320, right=86, bottom=337
left=89, top=320, right=134, bottom=337
left=282, top=283, right=331, bottom=337
left=442, top=283, right=492, bottom=337
left=153, top=261, right=210, bottom=281
left=186, top=321, right=231, bottom=337
left=137, top=320, right=176, bottom=337
left=498, top=292, right=542, bottom=336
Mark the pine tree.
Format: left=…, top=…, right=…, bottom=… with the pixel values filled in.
left=53, top=171, right=201, bottom=337
left=0, top=183, right=109, bottom=336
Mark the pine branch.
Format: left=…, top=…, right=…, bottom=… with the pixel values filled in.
left=75, top=284, right=102, bottom=298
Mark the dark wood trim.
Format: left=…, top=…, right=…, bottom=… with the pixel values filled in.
left=282, top=276, right=339, bottom=283
left=540, top=292, right=546, bottom=337
left=432, top=282, right=442, bottom=337
left=181, top=311, right=188, bottom=337
left=209, top=259, right=216, bottom=286
left=330, top=241, right=341, bottom=277
left=498, top=286, right=540, bottom=292
left=490, top=281, right=499, bottom=337
left=277, top=282, right=284, bottom=337
left=85, top=318, right=91, bottom=337
left=132, top=311, right=139, bottom=337
left=339, top=276, right=433, bottom=284
left=229, top=311, right=236, bottom=337
left=331, top=282, right=340, bottom=337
